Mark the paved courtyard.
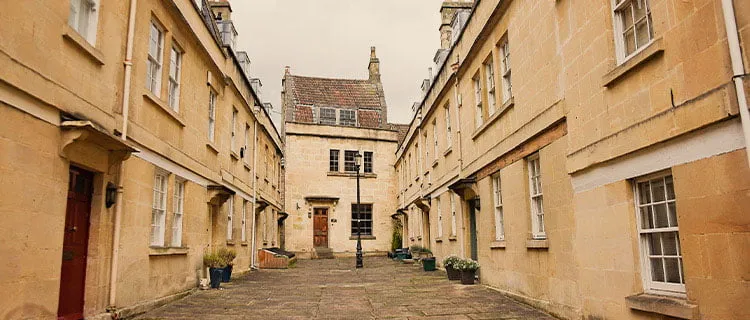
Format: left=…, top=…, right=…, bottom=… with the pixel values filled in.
left=136, top=257, right=557, bottom=320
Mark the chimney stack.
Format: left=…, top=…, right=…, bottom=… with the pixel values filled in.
left=368, top=46, right=381, bottom=82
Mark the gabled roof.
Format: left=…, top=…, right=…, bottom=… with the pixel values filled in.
left=287, top=75, right=384, bottom=109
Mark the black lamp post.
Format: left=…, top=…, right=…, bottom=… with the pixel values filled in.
left=354, top=152, right=363, bottom=268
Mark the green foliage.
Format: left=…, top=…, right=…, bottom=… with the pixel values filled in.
left=409, top=245, right=432, bottom=254
left=391, top=218, right=403, bottom=252
left=217, top=247, right=237, bottom=266
left=202, top=252, right=226, bottom=268
left=454, top=258, right=480, bottom=272
left=442, top=255, right=461, bottom=268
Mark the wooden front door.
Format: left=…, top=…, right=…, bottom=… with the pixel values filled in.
left=469, top=199, right=478, bottom=261
left=313, top=208, right=328, bottom=248
left=58, top=167, right=94, bottom=320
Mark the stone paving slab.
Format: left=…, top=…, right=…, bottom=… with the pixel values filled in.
left=135, top=257, right=557, bottom=320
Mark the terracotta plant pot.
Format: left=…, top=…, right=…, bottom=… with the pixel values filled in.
left=446, top=265, right=461, bottom=280
left=460, top=270, right=476, bottom=285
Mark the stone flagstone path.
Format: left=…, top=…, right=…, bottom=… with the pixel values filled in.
left=135, top=256, right=557, bottom=319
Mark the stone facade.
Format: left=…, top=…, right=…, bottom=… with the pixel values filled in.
left=0, top=0, right=283, bottom=319
left=282, top=50, right=407, bottom=258
left=395, top=0, right=749, bottom=320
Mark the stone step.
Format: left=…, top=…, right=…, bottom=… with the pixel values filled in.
left=314, top=247, right=335, bottom=259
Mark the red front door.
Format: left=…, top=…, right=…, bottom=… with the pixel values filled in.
left=58, top=167, right=94, bottom=320
left=313, top=208, right=328, bottom=248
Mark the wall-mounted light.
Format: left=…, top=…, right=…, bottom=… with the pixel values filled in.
left=105, top=182, right=118, bottom=208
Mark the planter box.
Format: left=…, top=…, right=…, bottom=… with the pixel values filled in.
left=460, top=270, right=476, bottom=285
left=446, top=265, right=461, bottom=280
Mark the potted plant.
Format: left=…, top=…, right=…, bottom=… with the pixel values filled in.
left=455, top=259, right=480, bottom=285
left=410, top=245, right=432, bottom=260
left=217, top=247, right=237, bottom=282
left=443, top=255, right=461, bottom=280
left=202, top=252, right=225, bottom=289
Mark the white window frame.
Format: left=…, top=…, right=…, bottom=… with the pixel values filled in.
left=168, top=45, right=182, bottom=111
left=68, top=0, right=99, bottom=45
left=319, top=107, right=336, bottom=125
left=612, top=0, right=655, bottom=64
left=499, top=38, right=512, bottom=102
left=493, top=174, right=504, bottom=241
left=363, top=151, right=374, bottom=174
left=339, top=109, right=357, bottom=127
left=444, top=104, right=452, bottom=148
left=485, top=58, right=497, bottom=115
left=146, top=21, right=165, bottom=97
left=226, top=195, right=234, bottom=241
left=329, top=149, right=340, bottom=172
left=231, top=107, right=238, bottom=152
left=241, top=199, right=248, bottom=242
left=634, top=172, right=685, bottom=295
left=171, top=178, right=185, bottom=247
left=527, top=153, right=545, bottom=239
left=450, top=192, right=457, bottom=236
left=208, top=89, right=216, bottom=141
left=473, top=77, right=483, bottom=128
left=423, top=133, right=429, bottom=164
left=151, top=170, right=168, bottom=246
left=436, top=196, right=443, bottom=238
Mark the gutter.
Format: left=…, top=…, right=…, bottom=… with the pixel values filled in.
left=721, top=0, right=750, bottom=167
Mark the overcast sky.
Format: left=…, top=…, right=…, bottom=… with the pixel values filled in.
left=230, top=0, right=445, bottom=126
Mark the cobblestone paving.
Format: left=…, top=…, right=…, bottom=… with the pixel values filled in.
left=136, top=257, right=557, bottom=320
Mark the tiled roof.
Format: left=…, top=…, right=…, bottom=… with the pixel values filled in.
left=388, top=123, right=411, bottom=145
left=288, top=75, right=384, bottom=109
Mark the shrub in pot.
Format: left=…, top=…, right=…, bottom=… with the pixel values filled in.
left=202, top=253, right=226, bottom=289
left=409, top=245, right=432, bottom=260
left=217, top=248, right=237, bottom=282
left=443, top=255, right=461, bottom=280
left=455, top=259, right=480, bottom=285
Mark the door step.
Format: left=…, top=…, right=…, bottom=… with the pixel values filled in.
left=314, top=247, right=334, bottom=259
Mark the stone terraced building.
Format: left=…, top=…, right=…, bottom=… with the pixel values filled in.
left=281, top=48, right=409, bottom=259
left=0, top=0, right=283, bottom=319
left=394, top=0, right=750, bottom=320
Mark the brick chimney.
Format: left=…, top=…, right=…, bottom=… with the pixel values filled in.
left=368, top=46, right=380, bottom=82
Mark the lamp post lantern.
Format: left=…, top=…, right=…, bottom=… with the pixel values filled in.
left=354, top=152, right=363, bottom=268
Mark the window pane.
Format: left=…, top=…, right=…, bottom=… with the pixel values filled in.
left=648, top=233, right=662, bottom=255
left=638, top=181, right=651, bottom=203
left=664, top=258, right=682, bottom=283
left=665, top=176, right=675, bottom=200
left=635, top=20, right=650, bottom=48
left=662, top=232, right=679, bottom=255
left=633, top=0, right=648, bottom=20
left=668, top=202, right=678, bottom=227
left=651, top=178, right=665, bottom=202
left=640, top=206, right=653, bottom=229
left=650, top=258, right=665, bottom=282
left=654, top=203, right=669, bottom=228
left=624, top=29, right=636, bottom=55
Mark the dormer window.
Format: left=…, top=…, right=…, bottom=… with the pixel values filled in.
left=319, top=108, right=336, bottom=125
left=339, top=109, right=357, bottom=127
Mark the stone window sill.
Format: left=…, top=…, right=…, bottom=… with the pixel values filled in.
left=448, top=236, right=457, bottom=242
left=409, top=237, right=415, bottom=241
left=526, top=239, right=549, bottom=249
left=230, top=151, right=239, bottom=160
left=349, top=235, right=376, bottom=240
left=435, top=237, right=443, bottom=243
left=602, top=37, right=664, bottom=87
left=240, top=241, right=249, bottom=246
left=143, top=92, right=186, bottom=127
left=149, top=246, right=189, bottom=256
left=625, top=293, right=698, bottom=319
left=226, top=240, right=236, bottom=246
left=490, top=240, right=506, bottom=249
left=417, top=236, right=422, bottom=241
left=443, top=147, right=453, bottom=157
left=327, top=171, right=377, bottom=179
left=432, top=160, right=439, bottom=168
left=62, top=24, right=105, bottom=65
left=244, top=163, right=252, bottom=171
left=472, top=97, right=514, bottom=140
left=206, top=142, right=219, bottom=154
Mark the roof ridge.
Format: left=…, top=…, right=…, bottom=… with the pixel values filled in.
left=288, top=74, right=372, bottom=83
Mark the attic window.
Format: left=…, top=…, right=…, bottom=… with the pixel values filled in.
left=319, top=108, right=336, bottom=125
left=339, top=109, right=357, bottom=127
